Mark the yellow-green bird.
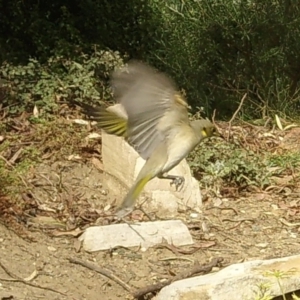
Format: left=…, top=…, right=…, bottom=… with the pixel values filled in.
left=80, top=60, right=217, bottom=218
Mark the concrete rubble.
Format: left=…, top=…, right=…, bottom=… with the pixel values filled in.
left=155, top=254, right=300, bottom=300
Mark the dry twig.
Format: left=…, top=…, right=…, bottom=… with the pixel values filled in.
left=0, top=261, right=66, bottom=296
left=68, top=256, right=222, bottom=299
left=153, top=240, right=216, bottom=255
left=68, top=257, right=133, bottom=293
left=133, top=257, right=223, bottom=298
left=226, top=93, right=247, bottom=141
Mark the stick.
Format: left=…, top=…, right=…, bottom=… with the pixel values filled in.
left=132, top=257, right=223, bottom=298
left=0, top=261, right=66, bottom=296
left=226, top=93, right=247, bottom=141
left=68, top=257, right=133, bottom=293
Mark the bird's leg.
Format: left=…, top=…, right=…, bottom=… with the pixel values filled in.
left=158, top=174, right=185, bottom=191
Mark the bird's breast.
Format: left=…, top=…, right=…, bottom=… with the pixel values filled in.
left=162, top=126, right=198, bottom=173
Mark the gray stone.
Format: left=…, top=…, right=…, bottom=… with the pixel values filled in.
left=155, top=254, right=300, bottom=300
left=79, top=220, right=193, bottom=252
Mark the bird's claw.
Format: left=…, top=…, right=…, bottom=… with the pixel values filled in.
left=115, top=206, right=134, bottom=219
left=170, top=177, right=185, bottom=191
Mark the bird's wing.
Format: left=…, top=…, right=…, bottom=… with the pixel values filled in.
left=78, top=102, right=128, bottom=137
left=112, top=60, right=190, bottom=159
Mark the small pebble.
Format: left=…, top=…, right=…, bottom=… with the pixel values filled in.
left=48, top=246, right=57, bottom=252
left=190, top=213, right=199, bottom=218
left=101, top=189, right=108, bottom=195
left=103, top=204, right=111, bottom=211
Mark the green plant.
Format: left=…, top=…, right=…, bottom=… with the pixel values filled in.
left=147, top=0, right=300, bottom=118
left=245, top=269, right=300, bottom=300
left=266, top=152, right=300, bottom=171
left=0, top=49, right=124, bottom=116
left=2, top=0, right=300, bottom=119
left=252, top=282, right=273, bottom=300
left=0, top=0, right=160, bottom=63
left=188, top=140, right=272, bottom=192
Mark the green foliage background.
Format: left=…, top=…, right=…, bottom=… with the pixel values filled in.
left=1, top=0, right=300, bottom=202
left=1, top=0, right=300, bottom=118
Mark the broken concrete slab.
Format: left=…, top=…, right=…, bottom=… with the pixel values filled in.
left=79, top=220, right=193, bottom=252
left=155, top=254, right=300, bottom=300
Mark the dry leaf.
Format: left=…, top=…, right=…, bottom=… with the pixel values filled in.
left=33, top=105, right=39, bottom=117
left=24, top=270, right=39, bottom=282
left=74, top=119, right=89, bottom=125
left=87, top=132, right=101, bottom=139
left=275, top=114, right=283, bottom=130
left=68, top=154, right=82, bottom=161
left=283, top=124, right=298, bottom=131
left=52, top=227, right=83, bottom=237
left=91, top=157, right=103, bottom=171
left=103, top=204, right=111, bottom=212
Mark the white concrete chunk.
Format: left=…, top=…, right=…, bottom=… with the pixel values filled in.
left=79, top=220, right=193, bottom=252
left=101, top=105, right=202, bottom=218
left=155, top=254, right=300, bottom=300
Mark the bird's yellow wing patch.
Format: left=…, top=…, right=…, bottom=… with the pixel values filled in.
left=97, top=111, right=127, bottom=137
left=174, top=93, right=188, bottom=108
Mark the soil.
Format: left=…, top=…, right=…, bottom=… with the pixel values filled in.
left=1, top=117, right=300, bottom=300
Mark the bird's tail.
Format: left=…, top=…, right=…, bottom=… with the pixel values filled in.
left=116, top=174, right=153, bottom=218
left=79, top=102, right=128, bottom=137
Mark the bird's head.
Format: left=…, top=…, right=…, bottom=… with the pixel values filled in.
left=191, top=119, right=220, bottom=140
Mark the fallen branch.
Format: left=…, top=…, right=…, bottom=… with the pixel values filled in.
left=68, top=257, right=133, bottom=293
left=0, top=261, right=66, bottom=296
left=68, top=256, right=222, bottom=299
left=133, top=257, right=223, bottom=298
left=153, top=240, right=216, bottom=255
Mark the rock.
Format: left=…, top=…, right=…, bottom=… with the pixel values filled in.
left=155, top=254, right=300, bottom=300
left=79, top=220, right=193, bottom=252
left=101, top=104, right=202, bottom=217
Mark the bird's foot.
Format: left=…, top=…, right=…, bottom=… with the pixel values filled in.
left=115, top=206, right=134, bottom=219
left=170, top=176, right=185, bottom=191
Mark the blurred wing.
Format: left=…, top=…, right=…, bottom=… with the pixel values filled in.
left=112, top=60, right=190, bottom=159
left=79, top=102, right=127, bottom=137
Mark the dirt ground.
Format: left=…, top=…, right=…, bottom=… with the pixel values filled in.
left=1, top=158, right=300, bottom=300
left=1, top=113, right=300, bottom=300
